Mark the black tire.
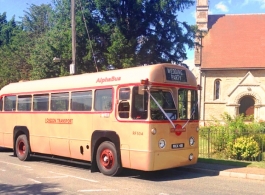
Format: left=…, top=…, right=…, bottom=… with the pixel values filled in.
left=15, top=134, right=31, bottom=161
left=96, top=141, right=122, bottom=176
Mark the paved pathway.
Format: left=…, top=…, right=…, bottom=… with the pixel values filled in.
left=181, top=162, right=265, bottom=181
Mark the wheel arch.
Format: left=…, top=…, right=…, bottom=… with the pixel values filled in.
left=13, top=126, right=30, bottom=156
left=90, top=130, right=121, bottom=172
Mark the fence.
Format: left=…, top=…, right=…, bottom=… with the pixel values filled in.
left=199, top=128, right=265, bottom=161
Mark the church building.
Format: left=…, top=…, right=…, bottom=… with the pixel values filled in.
left=193, top=0, right=265, bottom=124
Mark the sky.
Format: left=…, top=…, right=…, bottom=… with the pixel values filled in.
left=1, top=0, right=265, bottom=69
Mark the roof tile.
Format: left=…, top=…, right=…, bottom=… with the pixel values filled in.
left=202, top=14, right=265, bottom=69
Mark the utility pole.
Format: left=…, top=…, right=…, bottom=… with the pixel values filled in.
left=70, top=0, right=76, bottom=75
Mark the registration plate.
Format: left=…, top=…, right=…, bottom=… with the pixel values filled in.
left=171, top=143, right=184, bottom=149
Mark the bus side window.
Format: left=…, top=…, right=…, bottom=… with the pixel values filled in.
left=33, top=94, right=49, bottom=111
left=0, top=97, right=2, bottom=111
left=18, top=95, right=32, bottom=111
left=118, top=87, right=130, bottom=118
left=4, top=95, right=16, bottom=111
left=131, top=87, right=147, bottom=119
left=51, top=92, right=69, bottom=111
left=94, top=89, right=112, bottom=111
left=71, top=91, right=92, bottom=111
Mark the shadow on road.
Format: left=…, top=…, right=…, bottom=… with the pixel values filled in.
left=1, top=149, right=218, bottom=182
left=0, top=183, right=62, bottom=195
left=0, top=147, right=13, bottom=152
left=119, top=167, right=218, bottom=181
left=29, top=155, right=217, bottom=181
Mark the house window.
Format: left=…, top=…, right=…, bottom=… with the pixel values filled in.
left=214, top=79, right=221, bottom=100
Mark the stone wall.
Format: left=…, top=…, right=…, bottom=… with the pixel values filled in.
left=197, top=69, right=265, bottom=123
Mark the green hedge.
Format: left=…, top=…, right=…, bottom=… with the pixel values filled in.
left=199, top=113, right=265, bottom=161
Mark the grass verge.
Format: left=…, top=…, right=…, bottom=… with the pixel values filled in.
left=198, top=158, right=265, bottom=169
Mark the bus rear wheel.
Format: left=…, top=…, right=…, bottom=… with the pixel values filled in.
left=15, top=134, right=31, bottom=161
left=96, top=141, right=122, bottom=176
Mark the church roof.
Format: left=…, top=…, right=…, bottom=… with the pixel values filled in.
left=201, top=14, right=265, bottom=69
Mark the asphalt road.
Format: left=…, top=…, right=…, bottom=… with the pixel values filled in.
left=0, top=149, right=264, bottom=195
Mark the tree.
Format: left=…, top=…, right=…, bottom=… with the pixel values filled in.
left=18, top=1, right=72, bottom=79
left=0, top=13, right=32, bottom=88
left=91, top=0, right=196, bottom=69
left=0, top=0, right=196, bottom=86
left=21, top=4, right=53, bottom=37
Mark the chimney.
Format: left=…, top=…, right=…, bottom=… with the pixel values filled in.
left=196, top=0, right=209, bottom=31
left=194, top=0, right=209, bottom=66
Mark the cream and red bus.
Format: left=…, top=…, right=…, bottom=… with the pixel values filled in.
left=0, top=63, right=199, bottom=176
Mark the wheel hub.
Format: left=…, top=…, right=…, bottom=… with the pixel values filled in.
left=103, top=156, right=109, bottom=162
left=18, top=141, right=25, bottom=154
left=100, top=149, right=114, bottom=169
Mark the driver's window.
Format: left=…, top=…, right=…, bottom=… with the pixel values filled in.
left=150, top=91, right=176, bottom=110
left=178, top=89, right=198, bottom=120
left=150, top=90, right=177, bottom=120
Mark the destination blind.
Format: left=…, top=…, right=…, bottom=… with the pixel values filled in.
left=165, top=67, right=187, bottom=82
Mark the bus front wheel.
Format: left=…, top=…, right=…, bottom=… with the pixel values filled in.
left=96, top=141, right=121, bottom=176
left=15, top=134, right=31, bottom=161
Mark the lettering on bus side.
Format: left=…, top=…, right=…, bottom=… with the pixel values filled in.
left=45, top=118, right=73, bottom=124
left=132, top=131, right=143, bottom=135
left=96, top=76, right=121, bottom=84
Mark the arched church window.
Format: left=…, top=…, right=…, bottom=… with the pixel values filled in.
left=239, top=95, right=254, bottom=117
left=214, top=79, right=221, bottom=100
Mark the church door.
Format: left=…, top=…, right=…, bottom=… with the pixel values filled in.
left=239, top=96, right=254, bottom=117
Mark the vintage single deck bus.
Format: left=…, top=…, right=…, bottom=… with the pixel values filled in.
left=0, top=63, right=199, bottom=176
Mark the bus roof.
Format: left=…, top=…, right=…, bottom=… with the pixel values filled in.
left=0, top=63, right=197, bottom=95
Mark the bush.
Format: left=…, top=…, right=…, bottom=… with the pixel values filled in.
left=228, top=136, right=260, bottom=160
left=254, top=134, right=265, bottom=151
left=199, top=112, right=265, bottom=161
left=200, top=113, right=248, bottom=153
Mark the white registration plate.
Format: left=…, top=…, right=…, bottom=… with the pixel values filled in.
left=171, top=143, right=184, bottom=149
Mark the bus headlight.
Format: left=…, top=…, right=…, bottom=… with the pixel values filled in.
left=158, top=139, right=166, bottom=149
left=189, top=137, right=195, bottom=146
left=189, top=153, right=193, bottom=161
